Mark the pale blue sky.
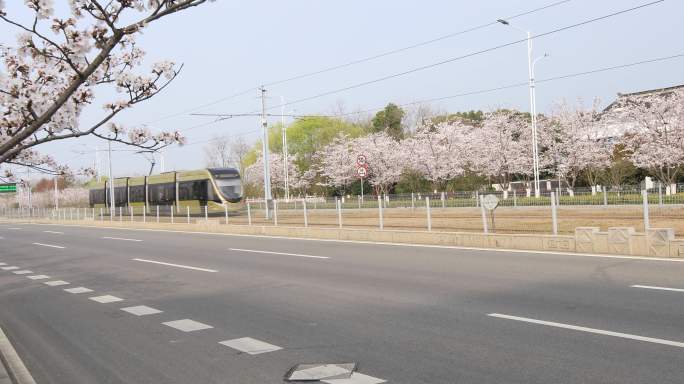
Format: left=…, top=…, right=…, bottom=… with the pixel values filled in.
left=3, top=0, right=683, bottom=177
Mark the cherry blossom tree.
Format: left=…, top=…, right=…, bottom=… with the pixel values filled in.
left=350, top=132, right=404, bottom=195
left=541, top=100, right=613, bottom=195
left=403, top=120, right=472, bottom=191
left=0, top=1, right=213, bottom=175
left=244, top=151, right=304, bottom=198
left=616, top=89, right=684, bottom=194
left=471, top=110, right=533, bottom=196
left=315, top=134, right=357, bottom=191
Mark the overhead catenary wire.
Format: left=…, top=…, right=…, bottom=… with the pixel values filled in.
left=330, top=52, right=684, bottom=117
left=245, top=0, right=664, bottom=114
left=140, top=0, right=573, bottom=126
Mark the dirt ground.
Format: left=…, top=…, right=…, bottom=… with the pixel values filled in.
left=176, top=205, right=682, bottom=237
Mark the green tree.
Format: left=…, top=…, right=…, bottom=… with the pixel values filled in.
left=371, top=103, right=405, bottom=140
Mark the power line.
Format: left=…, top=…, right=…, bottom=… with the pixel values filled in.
left=139, top=0, right=572, bottom=126
left=252, top=0, right=664, bottom=114
left=334, top=52, right=684, bottom=117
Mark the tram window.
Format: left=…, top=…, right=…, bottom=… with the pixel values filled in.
left=178, top=180, right=208, bottom=201
left=114, top=186, right=128, bottom=205
left=129, top=185, right=145, bottom=203
left=148, top=182, right=175, bottom=205
left=90, top=189, right=106, bottom=205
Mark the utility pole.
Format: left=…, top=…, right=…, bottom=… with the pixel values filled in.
left=281, top=96, right=290, bottom=201
left=95, top=145, right=101, bottom=181
left=107, top=139, right=115, bottom=218
left=261, top=87, right=272, bottom=218
left=26, top=166, right=32, bottom=210
left=54, top=175, right=59, bottom=209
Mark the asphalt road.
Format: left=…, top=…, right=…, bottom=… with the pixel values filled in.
left=1, top=222, right=683, bottom=384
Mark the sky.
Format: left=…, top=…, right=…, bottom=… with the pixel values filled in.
left=2, top=0, right=683, bottom=179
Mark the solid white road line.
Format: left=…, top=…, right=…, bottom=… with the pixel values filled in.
left=631, top=284, right=684, bottom=293
left=33, top=243, right=65, bottom=249
left=43, top=230, right=64, bottom=234
left=219, top=337, right=282, bottom=355
left=488, top=313, right=684, bottom=348
left=102, top=236, right=142, bottom=242
left=24, top=222, right=684, bottom=264
left=89, top=295, right=123, bottom=303
left=162, top=319, right=213, bottom=332
left=132, top=258, right=218, bottom=273
left=229, top=248, right=330, bottom=260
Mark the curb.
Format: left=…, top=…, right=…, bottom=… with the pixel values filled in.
left=0, top=327, right=36, bottom=384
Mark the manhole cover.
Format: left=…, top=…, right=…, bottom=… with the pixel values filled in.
left=285, top=362, right=357, bottom=382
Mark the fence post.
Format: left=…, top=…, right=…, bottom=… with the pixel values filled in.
left=70, top=208, right=74, bottom=220
left=100, top=208, right=103, bottom=221
left=170, top=205, right=174, bottom=223
left=156, top=206, right=159, bottom=223
left=247, top=202, right=252, bottom=226
left=337, top=198, right=343, bottom=228
left=440, top=192, right=445, bottom=208
left=378, top=195, right=383, bottom=230
left=224, top=204, right=229, bottom=225
left=273, top=199, right=278, bottom=226
left=187, top=206, right=190, bottom=224
left=479, top=195, right=488, bottom=234
left=513, top=190, right=517, bottom=207
left=130, top=206, right=133, bottom=222
left=142, top=206, right=146, bottom=223
left=303, top=199, right=308, bottom=227
left=411, top=193, right=415, bottom=210
left=119, top=206, right=122, bottom=222
left=658, top=182, right=663, bottom=206
left=603, top=189, right=608, bottom=206
left=551, top=191, right=558, bottom=235
left=642, top=189, right=650, bottom=231
left=426, top=196, right=432, bottom=232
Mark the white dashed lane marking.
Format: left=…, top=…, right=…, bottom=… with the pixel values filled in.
left=229, top=248, right=330, bottom=260
left=0, top=263, right=6, bottom=266
left=631, top=284, right=684, bottom=293
left=1, top=266, right=19, bottom=271
left=33, top=243, right=65, bottom=249
left=64, top=287, right=94, bottom=294
left=12, top=270, right=33, bottom=275
left=322, top=373, right=387, bottom=384
left=132, top=258, right=218, bottom=273
left=219, top=337, right=282, bottom=355
left=44, top=280, right=69, bottom=286
left=89, top=295, right=123, bottom=304
left=43, top=230, right=64, bottom=234
left=27, top=275, right=50, bottom=280
left=120, top=305, right=163, bottom=316
left=163, top=319, right=213, bottom=332
left=488, top=313, right=684, bottom=348
left=7, top=227, right=22, bottom=230
left=102, top=236, right=142, bottom=242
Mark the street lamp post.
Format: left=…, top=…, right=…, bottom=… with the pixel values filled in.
left=498, top=19, right=547, bottom=198
left=281, top=96, right=290, bottom=201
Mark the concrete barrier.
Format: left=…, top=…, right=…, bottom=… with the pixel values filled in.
left=2, top=218, right=680, bottom=258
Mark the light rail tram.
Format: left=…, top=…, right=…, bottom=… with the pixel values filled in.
left=89, top=168, right=243, bottom=215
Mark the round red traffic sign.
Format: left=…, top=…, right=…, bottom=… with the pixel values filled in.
left=357, top=167, right=368, bottom=178
left=356, top=154, right=367, bottom=166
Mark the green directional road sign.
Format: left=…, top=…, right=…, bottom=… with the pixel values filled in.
left=0, top=183, right=17, bottom=193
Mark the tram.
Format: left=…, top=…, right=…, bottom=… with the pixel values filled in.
left=89, top=168, right=243, bottom=215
